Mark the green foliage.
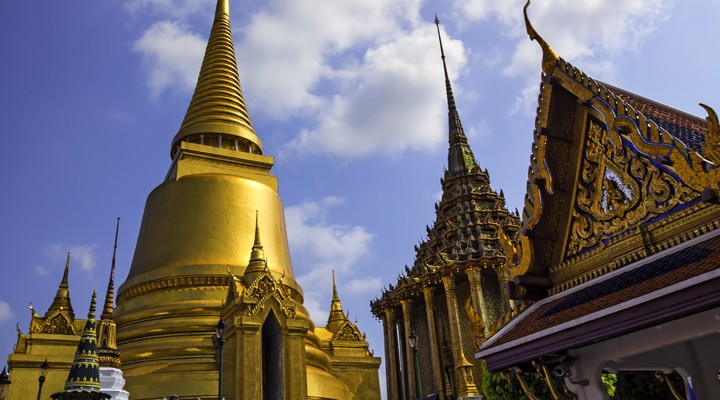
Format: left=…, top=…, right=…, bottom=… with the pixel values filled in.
left=480, top=369, right=554, bottom=400
left=481, top=370, right=524, bottom=400
left=482, top=367, right=687, bottom=400
left=602, top=373, right=617, bottom=397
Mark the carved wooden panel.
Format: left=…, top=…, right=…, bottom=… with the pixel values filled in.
left=565, top=117, right=699, bottom=258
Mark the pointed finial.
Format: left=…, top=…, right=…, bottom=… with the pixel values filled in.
left=102, top=218, right=119, bottom=319
left=216, top=0, right=229, bottom=15
left=172, top=0, right=262, bottom=158
left=700, top=103, right=720, bottom=164
left=434, top=15, right=455, bottom=110
left=326, top=269, right=347, bottom=333
left=97, top=220, right=122, bottom=369
left=332, top=269, right=339, bottom=301
left=88, top=290, right=97, bottom=320
left=45, top=252, right=74, bottom=319
left=62, top=252, right=70, bottom=286
left=523, top=0, right=558, bottom=74
left=434, top=16, right=477, bottom=174
left=248, top=211, right=265, bottom=267
left=254, top=210, right=262, bottom=247
left=243, top=211, right=267, bottom=282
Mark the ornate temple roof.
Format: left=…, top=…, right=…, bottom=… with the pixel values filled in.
left=503, top=0, right=720, bottom=297
left=477, top=0, right=720, bottom=370
left=29, top=253, right=82, bottom=335
left=601, top=82, right=708, bottom=155
left=323, top=271, right=367, bottom=342
left=371, top=18, right=521, bottom=314
left=478, top=226, right=720, bottom=370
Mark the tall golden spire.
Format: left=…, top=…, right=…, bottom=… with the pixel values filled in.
left=117, top=1, right=337, bottom=397
left=45, top=252, right=74, bottom=319
left=434, top=16, right=477, bottom=175
left=326, top=270, right=346, bottom=333
left=98, top=219, right=121, bottom=368
left=101, top=218, right=119, bottom=320
left=171, top=0, right=261, bottom=158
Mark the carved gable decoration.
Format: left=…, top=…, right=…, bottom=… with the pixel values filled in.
left=32, top=311, right=78, bottom=335
left=565, top=117, right=700, bottom=258
left=332, top=321, right=365, bottom=342
left=241, top=271, right=296, bottom=319
left=507, top=0, right=720, bottom=295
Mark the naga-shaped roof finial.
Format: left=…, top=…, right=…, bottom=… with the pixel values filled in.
left=524, top=0, right=559, bottom=74
left=700, top=103, right=720, bottom=164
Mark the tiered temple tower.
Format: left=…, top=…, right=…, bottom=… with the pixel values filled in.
left=370, top=18, right=522, bottom=399
left=51, top=291, right=111, bottom=400
left=96, top=219, right=128, bottom=400
left=114, top=1, right=379, bottom=398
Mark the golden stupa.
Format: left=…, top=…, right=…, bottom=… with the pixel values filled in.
left=114, top=0, right=380, bottom=399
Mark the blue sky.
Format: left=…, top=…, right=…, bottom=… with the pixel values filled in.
left=1, top=0, right=719, bottom=397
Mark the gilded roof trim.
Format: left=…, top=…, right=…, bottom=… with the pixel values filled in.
left=515, top=1, right=720, bottom=287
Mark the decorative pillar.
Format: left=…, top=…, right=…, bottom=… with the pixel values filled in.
left=400, top=299, right=417, bottom=400
left=422, top=285, right=444, bottom=397
left=285, top=319, right=309, bottom=400
left=396, top=312, right=408, bottom=400
left=495, top=266, right=515, bottom=312
left=382, top=308, right=399, bottom=400
left=466, top=267, right=492, bottom=338
left=234, top=321, right=263, bottom=399
left=441, top=274, right=480, bottom=398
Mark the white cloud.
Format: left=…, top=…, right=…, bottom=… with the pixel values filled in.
left=133, top=20, right=205, bottom=99
left=346, top=278, right=382, bottom=294
left=285, top=197, right=376, bottom=326
left=127, top=0, right=468, bottom=159
left=71, top=246, right=98, bottom=271
left=126, top=0, right=671, bottom=156
left=0, top=301, right=13, bottom=322
left=43, top=243, right=98, bottom=272
left=302, top=292, right=329, bottom=328
left=286, top=197, right=374, bottom=273
left=234, top=0, right=420, bottom=117
left=283, top=25, right=465, bottom=158
left=507, top=81, right=541, bottom=117
left=453, top=0, right=672, bottom=115
left=456, top=0, right=520, bottom=26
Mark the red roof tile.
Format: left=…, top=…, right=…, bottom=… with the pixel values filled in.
left=488, top=231, right=720, bottom=348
